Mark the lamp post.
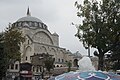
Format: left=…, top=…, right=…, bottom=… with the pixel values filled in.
left=85, top=45, right=90, bottom=57
left=88, top=46, right=90, bottom=57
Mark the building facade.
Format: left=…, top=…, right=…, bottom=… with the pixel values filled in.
left=12, top=8, right=76, bottom=67
left=8, top=8, right=81, bottom=79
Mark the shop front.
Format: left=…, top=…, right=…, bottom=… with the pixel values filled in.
left=20, top=63, right=32, bottom=80
left=20, top=71, right=32, bottom=80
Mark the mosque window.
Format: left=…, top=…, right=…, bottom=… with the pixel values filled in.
left=15, top=23, right=17, bottom=27
left=28, top=22, right=33, bottom=27
left=58, top=58, right=60, bottom=62
left=22, top=22, right=24, bottom=26
left=23, top=22, right=26, bottom=26
left=12, top=24, right=14, bottom=27
left=43, top=24, right=45, bottom=29
left=30, top=56, right=32, bottom=61
left=35, top=22, right=38, bottom=27
left=53, top=58, right=55, bottom=61
left=39, top=23, right=42, bottom=27
left=26, top=57, right=27, bottom=60
left=56, top=65, right=59, bottom=67
left=40, top=66, right=41, bottom=72
left=21, top=22, right=24, bottom=26
left=44, top=25, right=47, bottom=29
left=15, top=64, right=18, bottom=70
left=29, top=22, right=32, bottom=26
left=36, top=67, right=39, bottom=72
left=7, top=65, right=10, bottom=69
left=41, top=23, right=43, bottom=28
left=28, top=40, right=30, bottom=44
left=11, top=64, right=14, bottom=69
left=18, top=22, right=21, bottom=27
left=62, top=59, right=64, bottom=62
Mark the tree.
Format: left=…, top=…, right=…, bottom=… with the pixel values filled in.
left=75, top=0, right=120, bottom=70
left=0, top=33, right=8, bottom=80
left=109, top=43, right=120, bottom=71
left=4, top=24, right=25, bottom=61
left=103, top=54, right=113, bottom=71
left=0, top=24, right=25, bottom=79
left=43, top=53, right=55, bottom=77
left=103, top=43, right=120, bottom=71
left=66, top=60, right=72, bottom=72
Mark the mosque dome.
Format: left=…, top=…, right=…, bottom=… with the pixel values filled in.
left=12, top=8, right=47, bottom=29
left=17, top=16, right=42, bottom=23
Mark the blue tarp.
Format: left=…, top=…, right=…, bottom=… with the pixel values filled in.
left=49, top=71, right=120, bottom=80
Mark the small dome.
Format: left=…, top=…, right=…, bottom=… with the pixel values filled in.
left=17, top=16, right=42, bottom=23
left=53, top=32, right=59, bottom=36
left=74, top=51, right=82, bottom=57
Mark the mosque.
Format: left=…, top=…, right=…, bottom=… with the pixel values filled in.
left=6, top=8, right=82, bottom=80
left=13, top=8, right=75, bottom=67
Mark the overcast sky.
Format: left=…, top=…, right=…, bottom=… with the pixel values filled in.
left=0, top=0, right=96, bottom=56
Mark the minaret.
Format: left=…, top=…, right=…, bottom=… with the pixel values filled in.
left=27, top=7, right=31, bottom=16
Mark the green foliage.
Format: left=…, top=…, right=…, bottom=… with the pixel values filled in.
left=75, top=0, right=120, bottom=70
left=0, top=24, right=25, bottom=78
left=44, top=54, right=55, bottom=72
left=104, top=54, right=113, bottom=71
left=0, top=33, right=8, bottom=78
left=112, top=62, right=120, bottom=71
left=66, top=60, right=72, bottom=72
left=4, top=25, right=25, bottom=60
left=109, top=43, right=120, bottom=71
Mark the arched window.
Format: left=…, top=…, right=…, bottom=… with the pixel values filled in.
left=11, top=64, right=14, bottom=69
left=28, top=40, right=30, bottom=44
left=58, top=58, right=60, bottom=62
left=18, top=22, right=21, bottom=27
left=29, top=22, right=32, bottom=27
left=74, top=59, right=78, bottom=67
left=15, top=64, right=18, bottom=70
left=35, top=22, right=38, bottom=27
left=53, top=58, right=55, bottom=61
left=40, top=66, right=42, bottom=72
left=7, top=65, right=10, bottom=69
left=36, top=67, right=39, bottom=72
left=62, top=59, right=64, bottom=62
left=39, top=23, right=42, bottom=27
left=26, top=56, right=27, bottom=60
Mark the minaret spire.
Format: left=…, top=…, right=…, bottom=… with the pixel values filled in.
left=27, top=7, right=31, bottom=16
